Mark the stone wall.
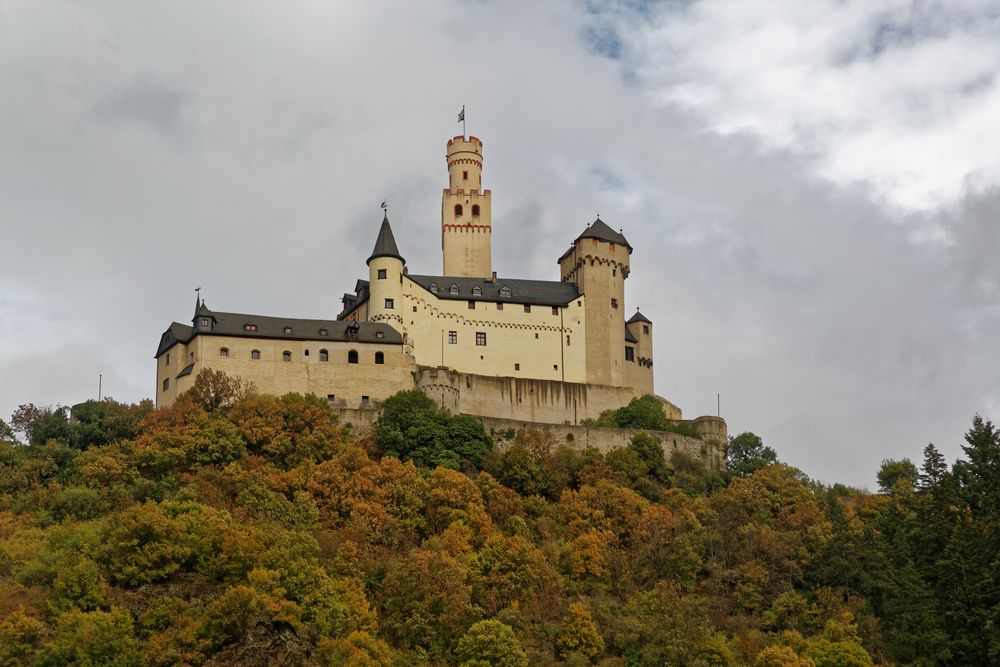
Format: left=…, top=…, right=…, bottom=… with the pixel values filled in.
left=331, top=406, right=726, bottom=472
left=414, top=365, right=645, bottom=424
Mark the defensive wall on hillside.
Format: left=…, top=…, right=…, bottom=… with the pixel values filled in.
left=331, top=404, right=727, bottom=472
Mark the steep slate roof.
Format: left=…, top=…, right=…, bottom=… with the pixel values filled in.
left=154, top=308, right=402, bottom=358
left=408, top=274, right=581, bottom=306
left=625, top=326, right=638, bottom=343
left=367, top=212, right=405, bottom=265
left=575, top=218, right=632, bottom=251
left=627, top=310, right=652, bottom=324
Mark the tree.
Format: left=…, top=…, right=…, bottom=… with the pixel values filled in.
left=726, top=432, right=778, bottom=478
left=455, top=619, right=527, bottom=667
left=557, top=602, right=605, bottom=661
left=36, top=607, right=140, bottom=667
left=0, top=417, right=16, bottom=442
left=875, top=458, right=917, bottom=494
left=10, top=403, right=72, bottom=445
left=0, top=609, right=46, bottom=667
left=917, top=443, right=947, bottom=490
left=183, top=368, right=256, bottom=412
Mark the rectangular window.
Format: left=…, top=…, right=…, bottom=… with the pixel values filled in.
left=553, top=364, right=558, bottom=370
left=625, top=346, right=635, bottom=361
left=496, top=302, right=503, bottom=311
left=643, top=325, right=649, bottom=334
left=611, top=298, right=618, bottom=309
left=361, top=396, right=370, bottom=407
left=566, top=335, right=570, bottom=345
left=463, top=170, right=468, bottom=180
left=523, top=304, right=531, bottom=313
left=165, top=353, right=170, bottom=365
left=412, top=306, right=417, bottom=312
left=244, top=323, right=257, bottom=331
left=468, top=300, right=475, bottom=309
left=552, top=306, right=559, bottom=315
left=385, top=298, right=394, bottom=309
left=514, top=363, right=520, bottom=371
left=327, top=394, right=336, bottom=402
left=200, top=318, right=209, bottom=327
left=448, top=331, right=457, bottom=344
left=162, top=378, right=169, bottom=391
left=220, top=348, right=228, bottom=358
left=377, top=268, right=387, bottom=279
left=476, top=332, right=486, bottom=346
left=252, top=350, right=260, bottom=359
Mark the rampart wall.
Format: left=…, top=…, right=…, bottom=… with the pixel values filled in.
left=332, top=407, right=727, bottom=472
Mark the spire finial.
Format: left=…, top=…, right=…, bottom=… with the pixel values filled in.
left=195, top=286, right=202, bottom=308
left=380, top=200, right=388, bottom=219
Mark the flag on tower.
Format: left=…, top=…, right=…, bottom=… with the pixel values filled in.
left=457, top=106, right=465, bottom=123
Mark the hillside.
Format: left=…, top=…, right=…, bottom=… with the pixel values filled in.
left=1, top=379, right=998, bottom=666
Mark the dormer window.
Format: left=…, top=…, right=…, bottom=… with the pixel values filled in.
left=472, top=285, right=482, bottom=296
left=430, top=283, right=439, bottom=294
left=499, top=286, right=511, bottom=298
left=244, top=323, right=257, bottom=332
left=449, top=284, right=459, bottom=295
left=375, top=331, right=384, bottom=339
left=319, top=328, right=328, bottom=336
left=200, top=318, right=210, bottom=327
left=283, top=326, right=293, bottom=334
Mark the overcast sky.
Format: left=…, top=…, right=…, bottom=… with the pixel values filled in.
left=2, top=0, right=998, bottom=488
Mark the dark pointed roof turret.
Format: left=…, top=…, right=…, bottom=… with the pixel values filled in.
left=575, top=217, right=632, bottom=252
left=367, top=211, right=405, bottom=265
left=628, top=309, right=651, bottom=325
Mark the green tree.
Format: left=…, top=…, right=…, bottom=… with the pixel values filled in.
left=875, top=458, right=917, bottom=494
left=726, top=432, right=778, bottom=478
left=557, top=602, right=605, bottom=662
left=917, top=443, right=948, bottom=490
left=36, top=607, right=140, bottom=667
left=455, top=619, right=527, bottom=667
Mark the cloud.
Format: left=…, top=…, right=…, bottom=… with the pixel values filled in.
left=0, top=0, right=997, bottom=487
left=588, top=0, right=1000, bottom=211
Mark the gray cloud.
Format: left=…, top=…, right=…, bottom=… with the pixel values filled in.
left=1, top=0, right=997, bottom=488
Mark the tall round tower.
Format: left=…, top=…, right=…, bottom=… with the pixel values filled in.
left=367, top=211, right=406, bottom=331
left=442, top=135, right=492, bottom=277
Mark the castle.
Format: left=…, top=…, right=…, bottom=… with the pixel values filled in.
left=154, top=133, right=725, bottom=453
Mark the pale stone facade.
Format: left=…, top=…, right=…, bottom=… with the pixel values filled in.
left=153, top=131, right=723, bottom=445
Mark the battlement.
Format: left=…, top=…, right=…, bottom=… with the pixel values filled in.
left=447, top=135, right=483, bottom=149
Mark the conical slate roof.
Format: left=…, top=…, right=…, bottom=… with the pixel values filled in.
left=575, top=217, right=632, bottom=251
left=627, top=309, right=651, bottom=324
left=367, top=212, right=405, bottom=265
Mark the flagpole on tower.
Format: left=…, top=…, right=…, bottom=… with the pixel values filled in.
left=458, top=105, right=466, bottom=137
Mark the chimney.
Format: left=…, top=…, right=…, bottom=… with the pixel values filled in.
left=491, top=271, right=497, bottom=283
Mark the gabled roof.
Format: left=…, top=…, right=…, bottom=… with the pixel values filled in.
left=367, top=212, right=405, bottom=265
left=408, top=274, right=581, bottom=306
left=627, top=310, right=651, bottom=325
left=576, top=218, right=632, bottom=251
left=155, top=311, right=401, bottom=357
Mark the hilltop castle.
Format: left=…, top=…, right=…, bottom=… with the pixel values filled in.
left=154, top=133, right=724, bottom=447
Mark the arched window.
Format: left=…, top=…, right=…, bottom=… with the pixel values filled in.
left=375, top=351, right=384, bottom=365
left=454, top=204, right=463, bottom=216
left=472, top=204, right=480, bottom=216
left=319, top=349, right=328, bottom=362
left=430, top=282, right=439, bottom=294
left=348, top=350, right=358, bottom=364
left=219, top=347, right=229, bottom=358
left=251, top=350, right=260, bottom=360
left=472, top=285, right=482, bottom=296
left=449, top=284, right=459, bottom=295
left=282, top=351, right=291, bottom=362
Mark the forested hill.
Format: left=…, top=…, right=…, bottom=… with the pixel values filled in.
left=1, top=378, right=998, bottom=665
